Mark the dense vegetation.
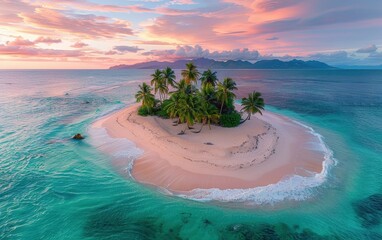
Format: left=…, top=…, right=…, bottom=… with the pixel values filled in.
left=135, top=63, right=264, bottom=134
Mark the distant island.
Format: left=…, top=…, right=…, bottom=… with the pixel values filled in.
left=110, top=58, right=335, bottom=70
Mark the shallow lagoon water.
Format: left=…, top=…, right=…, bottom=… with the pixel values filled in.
left=1, top=69, right=382, bottom=239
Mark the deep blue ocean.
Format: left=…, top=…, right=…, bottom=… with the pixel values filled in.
left=0, top=69, right=381, bottom=239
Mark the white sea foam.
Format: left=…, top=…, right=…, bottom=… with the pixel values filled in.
left=87, top=126, right=143, bottom=179
left=173, top=119, right=337, bottom=205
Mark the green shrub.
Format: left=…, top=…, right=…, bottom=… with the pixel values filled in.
left=156, top=108, right=170, bottom=119
left=220, top=111, right=241, bottom=127
left=154, top=100, right=170, bottom=119
left=137, top=106, right=152, bottom=116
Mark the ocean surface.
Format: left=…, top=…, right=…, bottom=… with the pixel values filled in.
left=1, top=69, right=381, bottom=239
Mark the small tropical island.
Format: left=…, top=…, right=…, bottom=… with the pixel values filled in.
left=91, top=62, right=328, bottom=196
left=135, top=63, right=265, bottom=132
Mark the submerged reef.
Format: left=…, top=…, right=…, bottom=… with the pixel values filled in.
left=82, top=203, right=343, bottom=240
left=353, top=194, right=382, bottom=228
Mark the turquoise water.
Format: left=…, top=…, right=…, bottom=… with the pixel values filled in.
left=1, top=69, right=381, bottom=239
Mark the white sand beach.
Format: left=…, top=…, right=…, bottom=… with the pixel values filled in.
left=91, top=104, right=325, bottom=193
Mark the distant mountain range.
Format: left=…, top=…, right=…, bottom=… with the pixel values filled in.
left=109, top=58, right=335, bottom=70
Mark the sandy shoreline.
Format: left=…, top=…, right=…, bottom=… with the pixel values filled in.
left=90, top=104, right=326, bottom=193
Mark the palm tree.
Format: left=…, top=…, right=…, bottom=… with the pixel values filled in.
left=173, top=79, right=193, bottom=95
left=216, top=77, right=238, bottom=114
left=203, top=103, right=220, bottom=130
left=150, top=69, right=165, bottom=101
left=164, top=92, right=183, bottom=121
left=200, top=69, right=218, bottom=89
left=181, top=62, right=200, bottom=85
left=241, top=91, right=265, bottom=121
left=193, top=101, right=220, bottom=133
left=176, top=94, right=202, bottom=134
left=135, top=82, right=155, bottom=110
left=157, top=80, right=168, bottom=102
left=162, top=67, right=176, bottom=89
left=200, top=84, right=216, bottom=103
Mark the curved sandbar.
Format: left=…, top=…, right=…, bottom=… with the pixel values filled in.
left=91, top=104, right=326, bottom=193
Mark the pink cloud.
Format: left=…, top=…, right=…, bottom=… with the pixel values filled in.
left=31, top=0, right=195, bottom=16
left=0, top=0, right=35, bottom=25
left=6, top=37, right=35, bottom=46
left=5, top=36, right=62, bottom=47
left=105, top=50, right=118, bottom=55
left=133, top=40, right=175, bottom=45
left=34, top=37, right=62, bottom=44
left=0, top=44, right=82, bottom=58
left=144, top=0, right=382, bottom=54
left=113, top=46, right=143, bottom=53
left=146, top=15, right=221, bottom=45
left=255, top=0, right=303, bottom=12
left=71, top=42, right=88, bottom=48
left=36, top=0, right=152, bottom=13
left=19, top=8, right=133, bottom=38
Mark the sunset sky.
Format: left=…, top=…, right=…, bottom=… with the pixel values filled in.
left=1, top=0, right=382, bottom=69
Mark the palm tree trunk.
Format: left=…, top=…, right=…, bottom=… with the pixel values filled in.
left=172, top=118, right=180, bottom=126
left=220, top=99, right=224, bottom=115
left=192, top=124, right=204, bottom=133
left=239, top=112, right=250, bottom=124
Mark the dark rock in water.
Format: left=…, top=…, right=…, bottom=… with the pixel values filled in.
left=72, top=133, right=85, bottom=140
left=353, top=194, right=382, bottom=228
left=203, top=219, right=212, bottom=225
